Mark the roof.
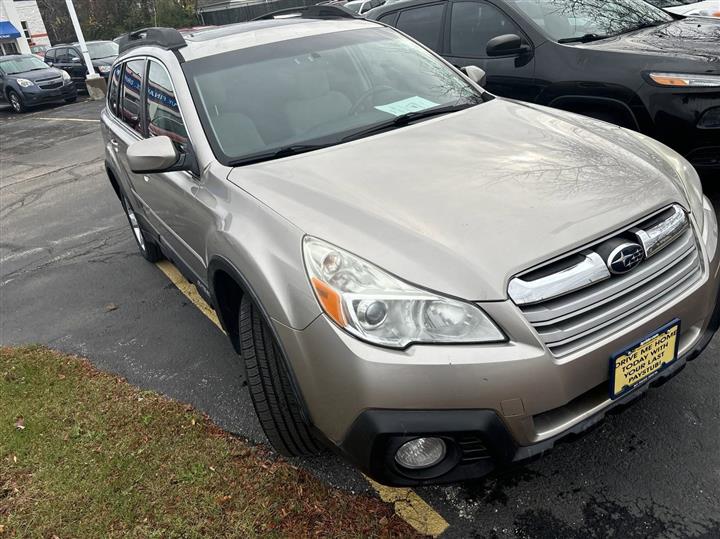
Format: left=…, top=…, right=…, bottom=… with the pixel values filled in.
left=179, top=18, right=379, bottom=61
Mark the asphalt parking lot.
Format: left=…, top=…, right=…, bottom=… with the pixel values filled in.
left=1, top=98, right=719, bottom=538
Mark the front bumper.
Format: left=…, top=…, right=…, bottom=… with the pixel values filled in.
left=641, top=86, right=720, bottom=170
left=275, top=204, right=720, bottom=485
left=22, top=82, right=77, bottom=105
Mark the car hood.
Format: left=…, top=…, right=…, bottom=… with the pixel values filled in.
left=10, top=67, right=64, bottom=82
left=578, top=18, right=720, bottom=67
left=227, top=99, right=691, bottom=301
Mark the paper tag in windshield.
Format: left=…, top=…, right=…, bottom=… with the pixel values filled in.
left=374, top=96, right=439, bottom=117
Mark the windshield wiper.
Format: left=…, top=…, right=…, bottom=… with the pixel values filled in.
left=558, top=33, right=608, bottom=43
left=342, top=103, right=474, bottom=143
left=228, top=143, right=332, bottom=167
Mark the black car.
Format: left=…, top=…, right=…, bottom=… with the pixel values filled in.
left=0, top=54, right=77, bottom=113
left=45, top=40, right=119, bottom=89
left=368, top=0, right=720, bottom=171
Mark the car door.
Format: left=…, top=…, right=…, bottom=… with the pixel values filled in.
left=110, top=58, right=148, bottom=218
left=44, top=48, right=55, bottom=67
left=442, top=0, right=537, bottom=101
left=67, top=47, right=88, bottom=84
left=130, top=58, right=209, bottom=280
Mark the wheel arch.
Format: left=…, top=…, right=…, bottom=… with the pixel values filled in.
left=104, top=161, right=122, bottom=201
left=207, top=255, right=315, bottom=423
left=548, top=95, right=640, bottom=131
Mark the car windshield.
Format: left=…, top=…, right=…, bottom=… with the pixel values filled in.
left=183, top=27, right=485, bottom=165
left=86, top=41, right=118, bottom=59
left=508, top=0, right=674, bottom=41
left=0, top=56, right=48, bottom=74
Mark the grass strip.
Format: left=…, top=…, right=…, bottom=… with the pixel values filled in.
left=0, top=346, right=421, bottom=538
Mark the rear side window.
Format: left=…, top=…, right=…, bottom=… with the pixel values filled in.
left=120, top=59, right=145, bottom=134
left=107, top=64, right=121, bottom=116
left=145, top=60, right=188, bottom=146
left=45, top=49, right=55, bottom=62
left=395, top=4, right=445, bottom=51
left=450, top=1, right=523, bottom=57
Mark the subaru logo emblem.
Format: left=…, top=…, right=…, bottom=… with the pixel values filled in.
left=607, top=243, right=644, bottom=275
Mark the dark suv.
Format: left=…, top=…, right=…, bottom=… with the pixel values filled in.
left=45, top=40, right=118, bottom=89
left=368, top=0, right=720, bottom=171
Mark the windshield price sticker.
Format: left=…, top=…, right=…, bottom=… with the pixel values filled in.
left=375, top=96, right=439, bottom=117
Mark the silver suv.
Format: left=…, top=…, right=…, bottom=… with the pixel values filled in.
left=102, top=10, right=720, bottom=486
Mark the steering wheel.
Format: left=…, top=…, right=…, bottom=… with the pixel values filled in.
left=350, top=85, right=395, bottom=115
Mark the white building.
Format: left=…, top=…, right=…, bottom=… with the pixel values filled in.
left=14, top=0, right=50, bottom=49
left=0, top=0, right=31, bottom=55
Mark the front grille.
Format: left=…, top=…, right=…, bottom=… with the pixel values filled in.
left=38, top=80, right=62, bottom=89
left=510, top=207, right=702, bottom=357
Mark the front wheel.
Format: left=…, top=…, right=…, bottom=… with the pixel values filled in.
left=239, top=296, right=323, bottom=457
left=120, top=194, right=162, bottom=262
left=8, top=90, right=26, bottom=113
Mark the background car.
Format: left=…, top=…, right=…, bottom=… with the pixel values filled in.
left=0, top=54, right=76, bottom=113
left=646, top=0, right=720, bottom=17
left=367, top=0, right=720, bottom=172
left=30, top=44, right=49, bottom=58
left=344, top=0, right=388, bottom=14
left=44, top=40, right=118, bottom=90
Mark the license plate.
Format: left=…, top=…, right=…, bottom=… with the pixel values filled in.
left=610, top=320, right=680, bottom=399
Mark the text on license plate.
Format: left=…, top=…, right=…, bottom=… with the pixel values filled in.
left=610, top=320, right=679, bottom=399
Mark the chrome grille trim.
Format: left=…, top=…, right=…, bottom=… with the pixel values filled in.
left=509, top=204, right=689, bottom=307
left=509, top=206, right=702, bottom=357
left=633, top=204, right=687, bottom=258
left=508, top=251, right=610, bottom=306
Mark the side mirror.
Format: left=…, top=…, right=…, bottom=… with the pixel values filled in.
left=486, top=34, right=530, bottom=57
left=128, top=136, right=189, bottom=174
left=461, top=65, right=487, bottom=87
left=71, top=56, right=82, bottom=63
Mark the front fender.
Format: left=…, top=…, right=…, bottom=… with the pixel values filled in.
left=205, top=190, right=321, bottom=331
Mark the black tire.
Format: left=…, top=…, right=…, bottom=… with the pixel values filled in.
left=120, top=194, right=162, bottom=262
left=7, top=90, right=26, bottom=113
left=64, top=96, right=77, bottom=103
left=239, top=295, right=322, bottom=457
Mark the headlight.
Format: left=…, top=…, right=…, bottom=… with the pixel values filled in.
left=97, top=65, right=111, bottom=74
left=648, top=72, right=720, bottom=88
left=60, top=70, right=70, bottom=81
left=16, top=78, right=34, bottom=88
left=303, top=237, right=505, bottom=348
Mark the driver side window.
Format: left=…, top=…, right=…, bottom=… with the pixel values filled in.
left=449, top=1, right=524, bottom=57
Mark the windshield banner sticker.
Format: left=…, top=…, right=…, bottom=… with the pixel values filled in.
left=375, top=96, right=439, bottom=117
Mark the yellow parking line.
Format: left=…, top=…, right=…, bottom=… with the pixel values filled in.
left=155, top=261, right=222, bottom=330
left=367, top=478, right=449, bottom=537
left=155, top=260, right=449, bottom=537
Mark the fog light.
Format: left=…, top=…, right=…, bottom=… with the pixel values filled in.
left=395, top=437, right=446, bottom=469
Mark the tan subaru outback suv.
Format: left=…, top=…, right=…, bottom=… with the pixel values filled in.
left=102, top=8, right=720, bottom=485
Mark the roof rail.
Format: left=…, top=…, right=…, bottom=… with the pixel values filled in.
left=117, top=27, right=186, bottom=55
left=252, top=4, right=360, bottom=21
